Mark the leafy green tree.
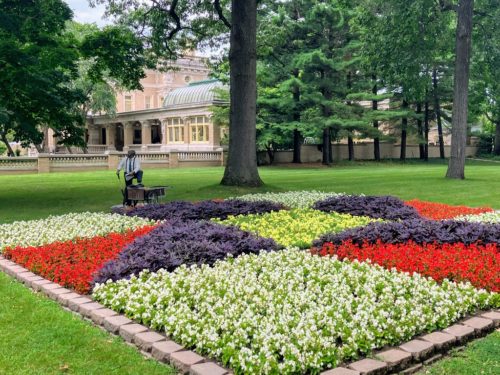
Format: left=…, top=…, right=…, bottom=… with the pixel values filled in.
left=0, top=1, right=147, bottom=155
left=470, top=0, right=500, bottom=155
left=93, top=0, right=264, bottom=186
left=0, top=0, right=85, bottom=155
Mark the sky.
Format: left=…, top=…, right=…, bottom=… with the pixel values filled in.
left=65, top=0, right=109, bottom=26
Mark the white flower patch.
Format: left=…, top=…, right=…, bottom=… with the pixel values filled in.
left=0, top=212, right=154, bottom=251
left=93, top=249, right=498, bottom=374
left=456, top=211, right=500, bottom=223
left=230, top=190, right=347, bottom=209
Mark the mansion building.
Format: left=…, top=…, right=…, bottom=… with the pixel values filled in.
left=43, top=54, right=228, bottom=154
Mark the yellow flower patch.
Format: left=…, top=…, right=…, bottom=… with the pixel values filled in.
left=213, top=209, right=378, bottom=248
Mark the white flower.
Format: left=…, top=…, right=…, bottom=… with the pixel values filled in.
left=229, top=190, right=349, bottom=209
left=0, top=212, right=154, bottom=251
left=93, top=249, right=498, bottom=374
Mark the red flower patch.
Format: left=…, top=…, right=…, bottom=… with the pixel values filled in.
left=312, top=240, right=499, bottom=292
left=405, top=199, right=493, bottom=220
left=4, top=226, right=156, bottom=294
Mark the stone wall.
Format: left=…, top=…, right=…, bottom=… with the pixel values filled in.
left=258, top=143, right=479, bottom=164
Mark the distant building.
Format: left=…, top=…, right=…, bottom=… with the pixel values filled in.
left=42, top=54, right=229, bottom=154
left=88, top=79, right=228, bottom=153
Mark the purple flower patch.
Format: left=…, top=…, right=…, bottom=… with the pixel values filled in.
left=313, top=195, right=421, bottom=221
left=313, top=219, right=500, bottom=247
left=92, top=220, right=280, bottom=284
left=123, top=199, right=285, bottom=221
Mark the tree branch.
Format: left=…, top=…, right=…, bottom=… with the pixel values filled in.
left=213, top=0, right=231, bottom=29
left=484, top=111, right=495, bottom=123
left=437, top=0, right=457, bottom=12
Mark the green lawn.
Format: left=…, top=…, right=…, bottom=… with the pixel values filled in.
left=419, top=331, right=500, bottom=375
left=0, top=160, right=498, bottom=374
left=0, top=272, right=174, bottom=375
left=1, top=159, right=500, bottom=223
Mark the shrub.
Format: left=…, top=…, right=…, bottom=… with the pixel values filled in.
left=313, top=219, right=500, bottom=247
left=124, top=199, right=285, bottom=221
left=312, top=240, right=500, bottom=292
left=93, top=220, right=279, bottom=284
left=313, top=195, right=421, bottom=221
left=405, top=199, right=493, bottom=220
left=4, top=226, right=155, bottom=294
left=214, top=209, right=377, bottom=248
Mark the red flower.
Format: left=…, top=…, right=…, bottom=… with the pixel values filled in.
left=311, top=240, right=500, bottom=292
left=4, top=225, right=156, bottom=294
left=405, top=199, right=493, bottom=220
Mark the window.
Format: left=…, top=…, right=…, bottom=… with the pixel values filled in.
left=166, top=118, right=184, bottom=143
left=184, top=75, right=191, bottom=83
left=190, top=116, right=210, bottom=143
left=124, top=95, right=132, bottom=111
left=160, top=96, right=164, bottom=107
left=145, top=96, right=151, bottom=109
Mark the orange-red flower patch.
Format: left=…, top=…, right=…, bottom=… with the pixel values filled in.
left=405, top=199, right=493, bottom=220
left=4, top=225, right=156, bottom=294
left=312, top=240, right=499, bottom=292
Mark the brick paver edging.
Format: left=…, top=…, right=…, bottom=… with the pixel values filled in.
left=1, top=255, right=499, bottom=375
left=0, top=256, right=230, bottom=375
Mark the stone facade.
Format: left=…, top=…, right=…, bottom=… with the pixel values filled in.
left=115, top=53, right=211, bottom=113
left=87, top=79, right=227, bottom=153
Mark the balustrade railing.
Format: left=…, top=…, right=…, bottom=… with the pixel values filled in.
left=49, top=155, right=108, bottom=168
left=0, top=150, right=223, bottom=173
left=178, top=151, right=222, bottom=161
left=0, top=157, right=38, bottom=171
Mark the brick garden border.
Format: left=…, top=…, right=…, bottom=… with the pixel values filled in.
left=1, top=255, right=498, bottom=375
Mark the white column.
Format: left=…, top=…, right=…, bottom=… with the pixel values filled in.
left=105, top=124, right=116, bottom=151
left=141, top=121, right=152, bottom=151
left=123, top=122, right=134, bottom=152
left=160, top=119, right=168, bottom=151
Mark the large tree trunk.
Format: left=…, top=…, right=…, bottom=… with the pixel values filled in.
left=221, top=0, right=262, bottom=186
left=416, top=103, right=425, bottom=159
left=372, top=74, right=380, bottom=161
left=494, top=121, right=500, bottom=155
left=446, top=0, right=474, bottom=179
left=322, top=128, right=331, bottom=165
left=328, top=128, right=333, bottom=163
left=348, top=136, right=354, bottom=161
left=292, top=129, right=301, bottom=163
left=424, top=101, right=430, bottom=161
left=433, top=68, right=445, bottom=159
left=292, top=70, right=301, bottom=163
left=400, top=100, right=408, bottom=161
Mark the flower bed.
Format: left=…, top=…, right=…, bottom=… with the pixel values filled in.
left=213, top=209, right=377, bottom=248
left=93, top=249, right=499, bottom=375
left=93, top=220, right=279, bottom=284
left=124, top=199, right=285, bottom=222
left=231, top=190, right=345, bottom=208
left=405, top=199, right=493, bottom=220
left=313, top=195, right=421, bottom=221
left=0, top=213, right=153, bottom=251
left=312, top=240, right=500, bottom=292
left=4, top=226, right=155, bottom=294
left=314, top=219, right=500, bottom=247
left=457, top=211, right=500, bottom=223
